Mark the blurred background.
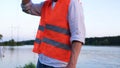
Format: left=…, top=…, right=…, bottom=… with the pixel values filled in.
left=0, top=0, right=120, bottom=68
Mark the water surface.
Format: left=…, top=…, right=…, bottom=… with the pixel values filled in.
left=0, top=45, right=120, bottom=68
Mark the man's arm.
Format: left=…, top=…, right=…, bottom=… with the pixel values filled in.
left=21, top=0, right=44, bottom=16
left=66, top=0, right=85, bottom=67
left=66, top=41, right=82, bottom=68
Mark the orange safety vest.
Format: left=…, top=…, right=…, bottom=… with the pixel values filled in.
left=33, top=0, right=71, bottom=62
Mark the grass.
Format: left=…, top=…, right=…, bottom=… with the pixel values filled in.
left=16, top=62, right=36, bottom=68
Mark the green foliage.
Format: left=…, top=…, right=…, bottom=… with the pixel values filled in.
left=85, top=36, right=120, bottom=45
left=1, top=35, right=120, bottom=46
left=3, top=39, right=16, bottom=46
left=16, top=62, right=36, bottom=68
left=23, top=62, right=36, bottom=68
left=18, top=40, right=34, bottom=45
left=0, top=34, right=3, bottom=40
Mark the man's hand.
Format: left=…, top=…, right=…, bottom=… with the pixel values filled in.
left=66, top=41, right=82, bottom=68
left=22, top=0, right=30, bottom=5
left=66, top=63, right=76, bottom=68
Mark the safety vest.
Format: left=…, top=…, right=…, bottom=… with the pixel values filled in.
left=33, top=0, right=71, bottom=62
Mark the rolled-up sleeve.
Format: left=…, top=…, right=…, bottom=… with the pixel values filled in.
left=68, top=0, right=86, bottom=44
left=21, top=1, right=44, bottom=16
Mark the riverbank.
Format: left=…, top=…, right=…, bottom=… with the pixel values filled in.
left=0, top=36, right=120, bottom=46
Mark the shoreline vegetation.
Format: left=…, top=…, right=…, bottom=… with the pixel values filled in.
left=16, top=62, right=36, bottom=68
left=0, top=35, right=120, bottom=46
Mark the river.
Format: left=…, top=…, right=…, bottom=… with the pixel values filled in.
left=0, top=45, right=120, bottom=68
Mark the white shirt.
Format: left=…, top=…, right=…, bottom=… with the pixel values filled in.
left=21, top=0, right=85, bottom=67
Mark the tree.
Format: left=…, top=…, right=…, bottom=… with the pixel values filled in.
left=9, top=39, right=16, bottom=46
left=0, top=34, right=3, bottom=40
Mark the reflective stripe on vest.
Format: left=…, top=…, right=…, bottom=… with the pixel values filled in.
left=38, top=25, right=44, bottom=31
left=46, top=24, right=71, bottom=36
left=35, top=37, right=70, bottom=50
left=35, top=38, right=41, bottom=44
left=37, top=24, right=70, bottom=35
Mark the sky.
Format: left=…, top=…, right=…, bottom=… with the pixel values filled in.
left=0, top=0, right=120, bottom=41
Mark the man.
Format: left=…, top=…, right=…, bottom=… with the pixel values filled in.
left=21, top=0, right=85, bottom=68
